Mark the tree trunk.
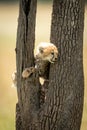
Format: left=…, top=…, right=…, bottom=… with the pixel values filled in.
left=37, top=0, right=84, bottom=130
left=16, top=0, right=84, bottom=130
left=16, top=0, right=39, bottom=130
left=40, top=0, right=84, bottom=129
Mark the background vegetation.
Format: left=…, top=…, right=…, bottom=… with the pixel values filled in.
left=0, top=0, right=52, bottom=2
left=0, top=0, right=87, bottom=2
left=0, top=1, right=87, bottom=130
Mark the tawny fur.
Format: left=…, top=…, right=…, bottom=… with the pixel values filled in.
left=11, top=71, right=17, bottom=87
left=12, top=42, right=58, bottom=106
left=22, top=42, right=58, bottom=79
left=12, top=42, right=58, bottom=87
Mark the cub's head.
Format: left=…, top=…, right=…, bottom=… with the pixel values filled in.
left=35, top=42, right=58, bottom=63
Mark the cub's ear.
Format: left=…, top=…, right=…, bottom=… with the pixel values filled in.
left=39, top=47, right=44, bottom=53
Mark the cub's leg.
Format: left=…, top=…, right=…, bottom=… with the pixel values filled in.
left=22, top=67, right=35, bottom=78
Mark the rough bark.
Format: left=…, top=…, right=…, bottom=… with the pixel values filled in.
left=16, top=0, right=84, bottom=130
left=38, top=0, right=84, bottom=130
left=16, top=0, right=39, bottom=130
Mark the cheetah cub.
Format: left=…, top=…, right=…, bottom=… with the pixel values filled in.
left=22, top=42, right=58, bottom=81
left=12, top=42, right=58, bottom=87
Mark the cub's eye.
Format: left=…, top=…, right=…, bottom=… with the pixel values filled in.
left=51, top=52, right=54, bottom=55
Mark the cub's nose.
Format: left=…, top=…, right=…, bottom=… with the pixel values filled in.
left=55, top=57, right=58, bottom=61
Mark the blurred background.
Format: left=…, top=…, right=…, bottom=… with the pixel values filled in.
left=0, top=0, right=87, bottom=130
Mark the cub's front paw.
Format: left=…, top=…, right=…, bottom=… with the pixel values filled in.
left=22, top=67, right=35, bottom=78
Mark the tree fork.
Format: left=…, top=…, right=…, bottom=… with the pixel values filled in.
left=16, top=0, right=85, bottom=130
